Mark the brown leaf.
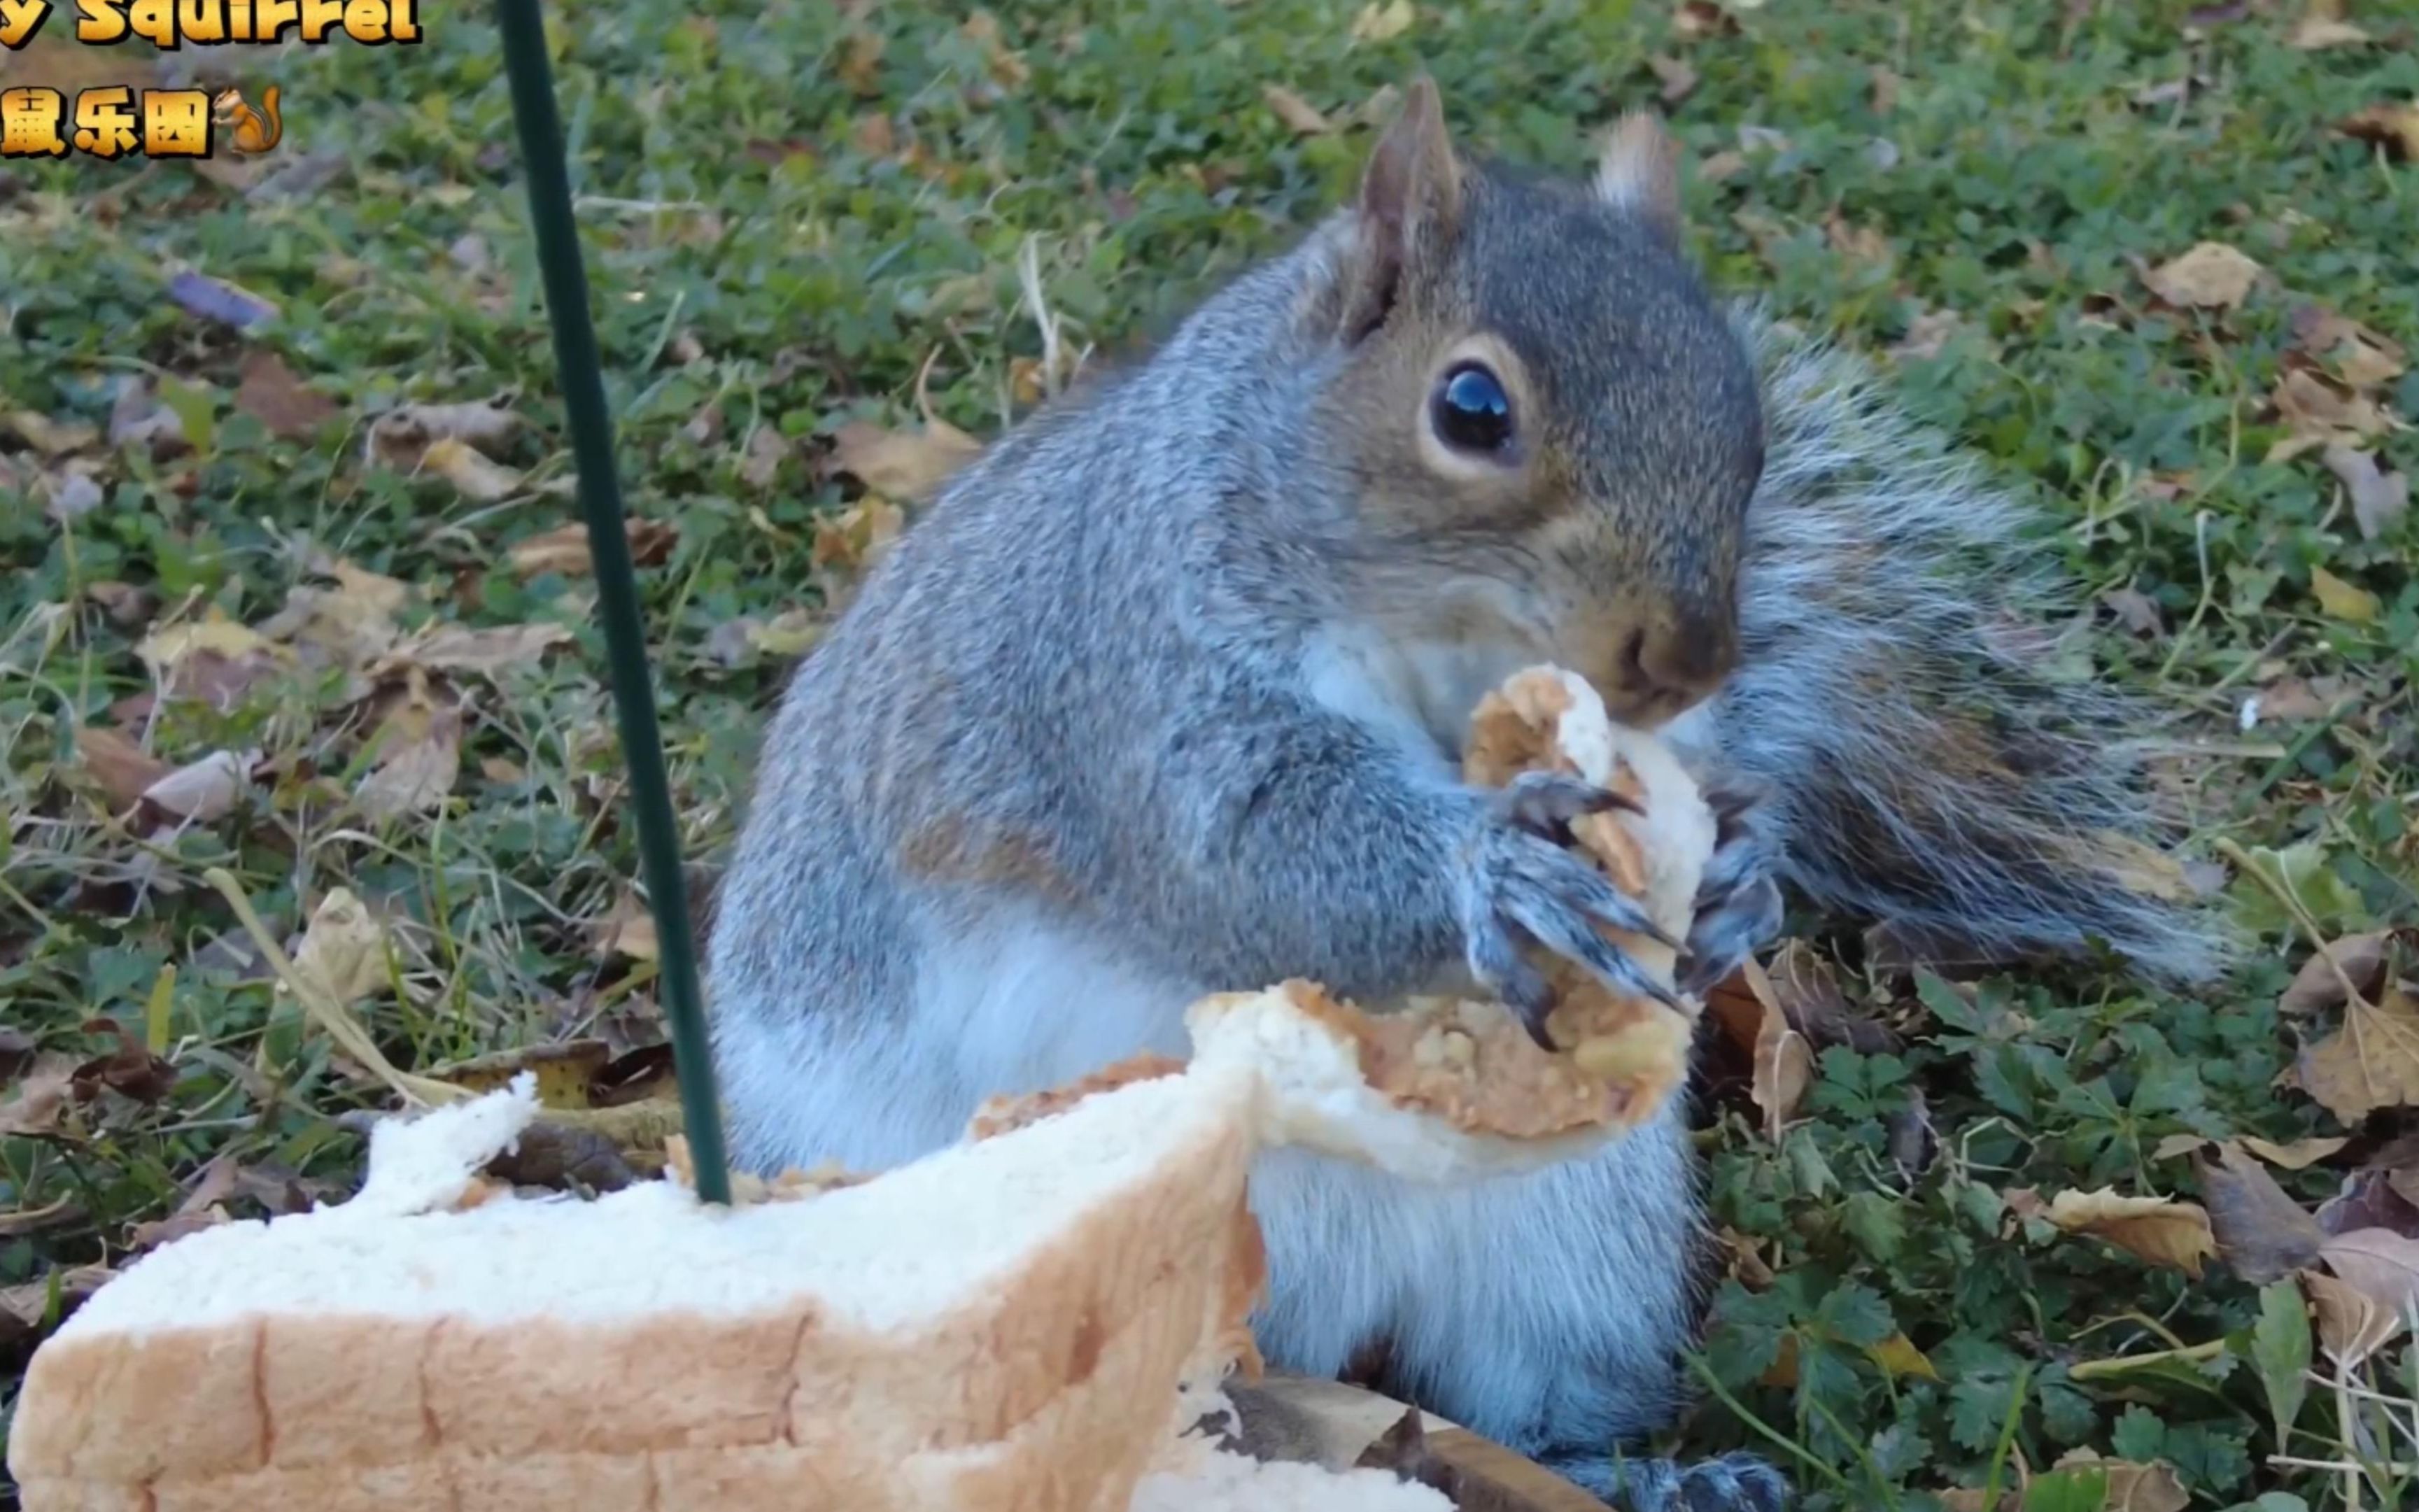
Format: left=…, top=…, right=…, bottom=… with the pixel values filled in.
left=418, top=437, right=523, bottom=502
left=2198, top=1142, right=2324, bottom=1283
left=739, top=423, right=791, bottom=489
left=355, top=703, right=463, bottom=821
left=1746, top=959, right=1813, bottom=1140
left=5, top=409, right=99, bottom=456
left=812, top=498, right=908, bottom=578
left=2240, top=1134, right=2353, bottom=1169
left=593, top=892, right=661, bottom=963
left=256, top=581, right=404, bottom=676
left=73, top=726, right=171, bottom=812
left=2310, top=565, right=2382, bottom=624
left=392, top=622, right=574, bottom=679
left=2318, top=1168, right=2419, bottom=1238
left=234, top=351, right=339, bottom=440
left=140, top=749, right=252, bottom=823
left=439, top=1040, right=613, bottom=1110
left=365, top=397, right=519, bottom=469
left=107, top=376, right=192, bottom=460
left=1647, top=54, right=1699, bottom=104
left=2290, top=304, right=2407, bottom=389
left=83, top=580, right=156, bottom=629
left=2341, top=102, right=2419, bottom=162
left=2321, top=444, right=2409, bottom=542
left=2099, top=586, right=2166, bottom=637
left=2279, top=931, right=2394, bottom=1016
left=507, top=518, right=678, bottom=579
left=71, top=1018, right=177, bottom=1105
left=1672, top=0, right=1741, bottom=39
left=482, top=1118, right=641, bottom=1193
left=0, top=1054, right=78, bottom=1137
left=0, top=1265, right=116, bottom=1347
left=2049, top=1451, right=2189, bottom=1512
left=2269, top=366, right=2399, bottom=461
left=2142, top=241, right=2262, bottom=310
left=290, top=889, right=390, bottom=1009
left=129, top=1206, right=231, bottom=1250
left=1262, top=83, right=1332, bottom=136
left=2303, top=1266, right=2402, bottom=1365
left=1766, top=938, right=1898, bottom=1053
left=2152, top=1133, right=2210, bottom=1161
left=1888, top=308, right=1961, bottom=364
left=2289, top=13, right=2371, bottom=47
left=2251, top=677, right=2337, bottom=725
left=1348, top=0, right=1415, bottom=43
left=2298, top=984, right=2419, bottom=1122
left=2319, top=1227, right=2419, bottom=1345
left=134, top=613, right=289, bottom=710
left=828, top=418, right=982, bottom=504
left=1824, top=209, right=1891, bottom=267
left=1870, top=65, right=1901, bottom=114
left=2046, top=1188, right=2217, bottom=1278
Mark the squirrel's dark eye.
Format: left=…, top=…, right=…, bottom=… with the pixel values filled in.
left=1431, top=363, right=1514, bottom=454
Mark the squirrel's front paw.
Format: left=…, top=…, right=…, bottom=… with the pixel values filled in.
left=1458, top=772, right=1685, bottom=1049
left=1678, top=779, right=1785, bottom=997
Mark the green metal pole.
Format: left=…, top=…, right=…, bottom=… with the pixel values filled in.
left=492, top=0, right=731, bottom=1204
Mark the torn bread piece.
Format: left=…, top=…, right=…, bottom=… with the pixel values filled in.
left=1183, top=667, right=1715, bottom=1181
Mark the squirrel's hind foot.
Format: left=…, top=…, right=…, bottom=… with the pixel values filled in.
left=1556, top=1450, right=1791, bottom=1512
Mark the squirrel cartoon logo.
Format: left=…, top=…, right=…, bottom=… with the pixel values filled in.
left=211, top=85, right=283, bottom=155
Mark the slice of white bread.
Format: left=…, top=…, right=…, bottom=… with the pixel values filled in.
left=10, top=665, right=1707, bottom=1512
left=10, top=1063, right=1271, bottom=1512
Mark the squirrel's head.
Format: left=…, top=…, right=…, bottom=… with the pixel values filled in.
left=1301, top=80, right=1763, bottom=730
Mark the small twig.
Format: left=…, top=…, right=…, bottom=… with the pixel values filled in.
left=2214, top=835, right=2370, bottom=1010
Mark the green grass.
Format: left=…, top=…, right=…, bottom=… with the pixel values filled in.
left=2, top=0, right=2416, bottom=1507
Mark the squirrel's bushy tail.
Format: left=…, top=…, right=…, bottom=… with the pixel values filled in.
left=1713, top=313, right=2229, bottom=983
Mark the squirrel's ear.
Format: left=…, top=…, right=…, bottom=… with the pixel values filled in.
left=1594, top=111, right=1681, bottom=238
left=1339, top=76, right=1463, bottom=341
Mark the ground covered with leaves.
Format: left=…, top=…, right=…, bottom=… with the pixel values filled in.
left=3, top=0, right=2417, bottom=1507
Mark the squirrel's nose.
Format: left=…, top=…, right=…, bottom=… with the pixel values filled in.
left=1600, top=612, right=1737, bottom=727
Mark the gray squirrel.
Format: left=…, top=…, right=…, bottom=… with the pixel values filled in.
left=705, top=80, right=2223, bottom=1510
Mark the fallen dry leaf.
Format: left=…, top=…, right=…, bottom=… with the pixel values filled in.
left=0, top=1054, right=77, bottom=1137
left=73, top=726, right=171, bottom=812
left=1824, top=209, right=1891, bottom=267
left=1262, top=83, right=1332, bottom=135
left=1646, top=54, right=1698, bottom=104
left=2341, top=102, right=2419, bottom=161
left=289, top=889, right=390, bottom=1009
left=593, top=892, right=661, bottom=963
left=2269, top=366, right=2400, bottom=461
left=134, top=614, right=290, bottom=711
left=71, top=1018, right=177, bottom=1105
left=355, top=702, right=463, bottom=822
left=2289, top=13, right=2371, bottom=47
left=419, top=437, right=523, bottom=502
left=83, top=580, right=155, bottom=629
left=2321, top=444, right=2409, bottom=542
left=2317, top=1167, right=2419, bottom=1238
left=1348, top=0, right=1415, bottom=43
left=0, top=1265, right=116, bottom=1346
left=106, top=376, right=192, bottom=460
left=392, top=622, right=574, bottom=678
left=140, top=749, right=252, bottom=824
left=365, top=397, right=519, bottom=469
left=1743, top=959, right=1813, bottom=1140
left=2298, top=984, right=2419, bottom=1123
left=257, top=581, right=404, bottom=676
left=2280, top=931, right=2395, bottom=1016
left=1672, top=0, right=1741, bottom=39
left=739, top=424, right=790, bottom=489
left=2291, top=305, right=2407, bottom=390
left=2100, top=586, right=2166, bottom=637
left=2049, top=1451, right=2189, bottom=1512
left=812, top=497, right=908, bottom=578
left=2142, top=241, right=2262, bottom=311
left=2199, top=1141, right=2324, bottom=1283
left=2309, top=565, right=2381, bottom=624
left=2047, top=1188, right=2217, bottom=1278
left=507, top=518, right=678, bottom=579
left=6, top=409, right=99, bottom=456
left=1889, top=307, right=1961, bottom=364
left=2318, top=1227, right=2419, bottom=1348
left=2303, top=1266, right=2402, bottom=1365
left=43, top=469, right=103, bottom=523
left=234, top=350, right=339, bottom=440
left=828, top=418, right=982, bottom=504
left=2240, top=1134, right=2353, bottom=1169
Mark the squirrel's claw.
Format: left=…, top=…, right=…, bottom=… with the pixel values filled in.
left=1466, top=921, right=1560, bottom=1051
left=1493, top=771, right=1642, bottom=845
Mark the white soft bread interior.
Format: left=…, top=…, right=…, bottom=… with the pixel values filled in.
left=9, top=1061, right=1269, bottom=1512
